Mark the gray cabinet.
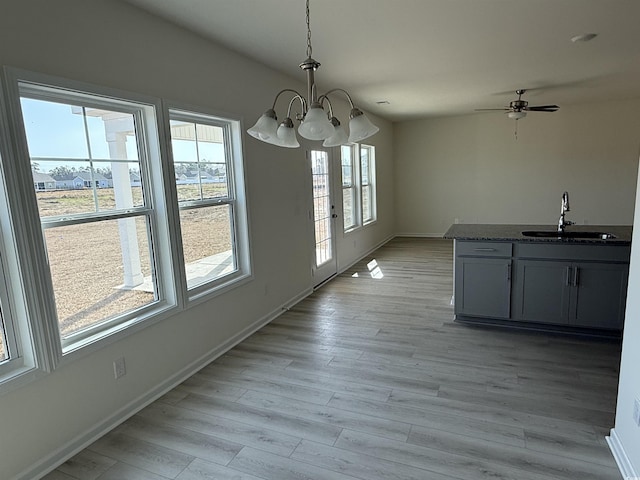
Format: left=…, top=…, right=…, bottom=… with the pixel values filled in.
left=513, top=260, right=571, bottom=325
left=570, top=261, right=628, bottom=329
left=454, top=241, right=512, bottom=319
left=454, top=240, right=630, bottom=333
left=512, top=244, right=630, bottom=331
left=455, top=257, right=511, bottom=318
left=513, top=260, right=628, bottom=330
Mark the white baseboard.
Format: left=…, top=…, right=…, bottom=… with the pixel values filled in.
left=395, top=232, right=446, bottom=238
left=16, top=287, right=313, bottom=480
left=607, top=428, right=639, bottom=479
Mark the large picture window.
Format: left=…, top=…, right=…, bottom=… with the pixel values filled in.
left=17, top=83, right=167, bottom=349
left=168, top=109, right=248, bottom=296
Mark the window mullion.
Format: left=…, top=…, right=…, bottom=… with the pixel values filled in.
left=2, top=70, right=62, bottom=371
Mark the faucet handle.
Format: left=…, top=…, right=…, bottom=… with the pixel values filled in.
left=565, top=220, right=575, bottom=226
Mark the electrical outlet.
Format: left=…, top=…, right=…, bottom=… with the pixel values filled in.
left=113, top=357, right=126, bottom=379
left=634, top=398, right=640, bottom=427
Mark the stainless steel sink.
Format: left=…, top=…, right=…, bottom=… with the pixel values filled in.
left=521, top=230, right=617, bottom=240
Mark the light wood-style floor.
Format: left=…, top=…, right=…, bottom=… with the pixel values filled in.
left=43, top=238, right=623, bottom=480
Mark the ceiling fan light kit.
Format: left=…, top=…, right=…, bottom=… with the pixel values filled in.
left=477, top=89, right=559, bottom=120
left=507, top=111, right=527, bottom=120
left=247, top=0, right=379, bottom=148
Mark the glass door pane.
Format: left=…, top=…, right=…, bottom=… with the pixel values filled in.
left=311, top=150, right=332, bottom=267
left=310, top=149, right=337, bottom=287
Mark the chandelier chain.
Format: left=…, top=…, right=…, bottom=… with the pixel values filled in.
left=306, top=0, right=312, bottom=58
left=246, top=0, right=378, bottom=147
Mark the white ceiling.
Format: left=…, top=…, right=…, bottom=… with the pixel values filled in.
left=121, top=0, right=640, bottom=121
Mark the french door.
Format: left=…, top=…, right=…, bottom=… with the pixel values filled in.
left=309, top=149, right=338, bottom=287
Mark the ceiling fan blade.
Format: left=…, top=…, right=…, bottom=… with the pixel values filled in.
left=527, top=105, right=559, bottom=112
left=474, top=108, right=510, bottom=112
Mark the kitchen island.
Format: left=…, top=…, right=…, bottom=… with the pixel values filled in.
left=444, top=224, right=633, bottom=337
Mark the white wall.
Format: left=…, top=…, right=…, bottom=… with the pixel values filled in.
left=610, top=166, right=640, bottom=474
left=394, top=100, right=640, bottom=235
left=0, top=1, right=394, bottom=479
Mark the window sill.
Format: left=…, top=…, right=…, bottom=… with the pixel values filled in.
left=186, top=271, right=253, bottom=308
left=0, top=364, right=45, bottom=398
left=59, top=300, right=180, bottom=361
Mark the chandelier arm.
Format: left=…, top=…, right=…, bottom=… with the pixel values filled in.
left=318, top=88, right=356, bottom=109
left=270, top=88, right=307, bottom=112
left=318, top=95, right=335, bottom=118
left=286, top=94, right=306, bottom=119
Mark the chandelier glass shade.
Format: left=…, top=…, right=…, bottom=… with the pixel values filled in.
left=276, top=117, right=300, bottom=148
left=247, top=0, right=378, bottom=148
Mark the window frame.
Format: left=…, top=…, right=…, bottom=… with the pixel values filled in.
left=341, top=144, right=359, bottom=232
left=0, top=70, right=57, bottom=387
left=360, top=144, right=377, bottom=225
left=2, top=68, right=180, bottom=360
left=165, top=105, right=252, bottom=304
left=339, top=143, right=377, bottom=232
left=0, top=162, right=24, bottom=377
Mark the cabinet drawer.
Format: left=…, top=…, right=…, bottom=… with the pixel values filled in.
left=515, top=243, right=630, bottom=262
left=456, top=241, right=512, bottom=257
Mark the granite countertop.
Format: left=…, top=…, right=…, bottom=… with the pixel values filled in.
left=443, top=224, right=633, bottom=245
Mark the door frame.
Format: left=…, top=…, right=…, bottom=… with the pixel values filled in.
left=307, top=147, right=338, bottom=288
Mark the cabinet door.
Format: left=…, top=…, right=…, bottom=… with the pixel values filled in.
left=513, top=260, right=571, bottom=324
left=455, top=257, right=511, bottom=319
left=571, top=262, right=629, bottom=330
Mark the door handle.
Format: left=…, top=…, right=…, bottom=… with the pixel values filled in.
left=565, top=266, right=572, bottom=286
left=572, top=266, right=579, bottom=287
left=332, top=214, right=338, bottom=218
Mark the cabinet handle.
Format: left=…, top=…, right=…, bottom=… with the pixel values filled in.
left=573, top=267, right=579, bottom=287
left=565, top=266, right=572, bottom=286
left=506, top=263, right=512, bottom=281
left=474, top=248, right=497, bottom=252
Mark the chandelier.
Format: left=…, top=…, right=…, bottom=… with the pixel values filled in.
left=247, top=0, right=379, bottom=148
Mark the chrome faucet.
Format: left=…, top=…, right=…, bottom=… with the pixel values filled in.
left=558, top=191, right=574, bottom=232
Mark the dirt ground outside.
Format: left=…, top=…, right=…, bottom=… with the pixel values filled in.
left=12, top=186, right=232, bottom=344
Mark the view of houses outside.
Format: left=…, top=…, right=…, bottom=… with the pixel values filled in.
left=31, top=163, right=225, bottom=196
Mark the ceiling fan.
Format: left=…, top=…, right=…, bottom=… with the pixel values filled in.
left=477, top=89, right=559, bottom=119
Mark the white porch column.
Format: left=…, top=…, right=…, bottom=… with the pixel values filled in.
left=105, top=121, right=144, bottom=288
